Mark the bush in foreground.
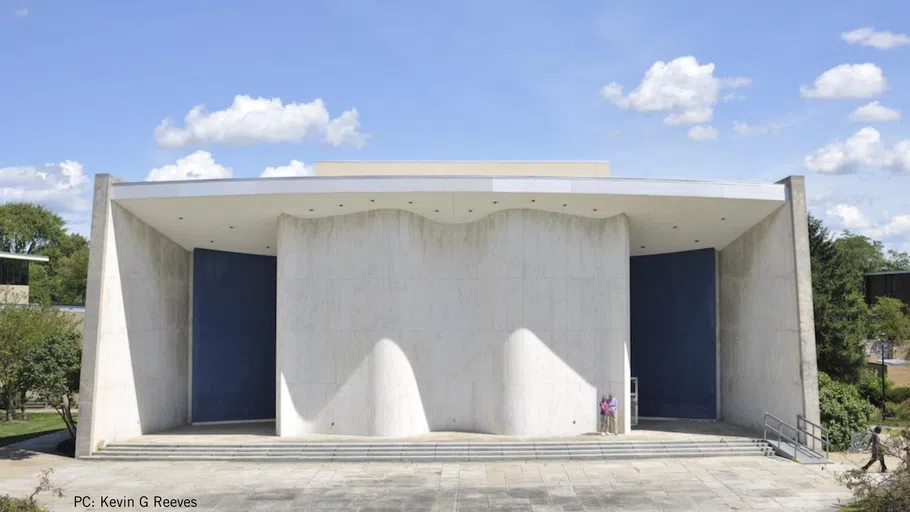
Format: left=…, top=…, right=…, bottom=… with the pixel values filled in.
left=819, top=372, right=875, bottom=451
left=839, top=429, right=910, bottom=511
left=0, top=469, right=63, bottom=512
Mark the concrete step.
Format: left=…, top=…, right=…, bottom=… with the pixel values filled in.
left=102, top=439, right=768, bottom=450
left=92, top=439, right=774, bottom=462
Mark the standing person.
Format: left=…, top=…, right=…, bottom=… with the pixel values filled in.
left=599, top=396, right=609, bottom=435
left=607, top=394, right=618, bottom=435
left=862, top=426, right=888, bottom=473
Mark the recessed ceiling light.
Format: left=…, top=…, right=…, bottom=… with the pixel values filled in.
left=493, top=201, right=498, bottom=204
left=593, top=209, right=598, bottom=212
left=266, top=246, right=270, bottom=249
left=672, top=226, right=678, bottom=229
left=468, top=209, right=473, bottom=212
left=209, top=240, right=214, bottom=243
left=721, top=217, right=726, bottom=220
left=309, top=209, right=314, bottom=212
left=641, top=246, right=646, bottom=249
left=695, top=240, right=700, bottom=243
left=229, top=226, right=234, bottom=229
left=435, top=210, right=439, bottom=213
left=562, top=204, right=567, bottom=207
left=370, top=199, right=375, bottom=202
left=178, top=217, right=184, bottom=220
left=531, top=199, right=536, bottom=203
left=408, top=201, right=413, bottom=204
left=339, top=204, right=344, bottom=207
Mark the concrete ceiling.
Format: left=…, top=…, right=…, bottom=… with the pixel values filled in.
left=110, top=176, right=789, bottom=257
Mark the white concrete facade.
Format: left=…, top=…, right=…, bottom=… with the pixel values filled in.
left=276, top=210, right=630, bottom=437
left=718, top=177, right=819, bottom=432
left=75, top=165, right=819, bottom=456
left=76, top=175, right=191, bottom=457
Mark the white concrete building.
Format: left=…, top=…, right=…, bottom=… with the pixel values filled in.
left=76, top=162, right=820, bottom=457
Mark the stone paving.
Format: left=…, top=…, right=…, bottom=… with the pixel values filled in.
left=1, top=453, right=855, bottom=511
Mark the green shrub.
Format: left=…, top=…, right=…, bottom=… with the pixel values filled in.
left=819, top=372, right=875, bottom=451
left=888, top=386, right=910, bottom=404
left=0, top=469, right=62, bottom=512
left=0, top=495, right=44, bottom=511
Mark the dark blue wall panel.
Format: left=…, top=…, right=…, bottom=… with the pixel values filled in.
left=192, top=249, right=276, bottom=422
left=630, top=249, right=717, bottom=419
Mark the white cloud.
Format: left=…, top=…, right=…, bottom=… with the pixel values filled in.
left=154, top=95, right=368, bottom=149
left=601, top=56, right=748, bottom=125
left=842, top=27, right=910, bottom=50
left=260, top=160, right=313, bottom=178
left=720, top=76, right=751, bottom=88
left=826, top=204, right=872, bottom=230
left=827, top=203, right=910, bottom=243
left=804, top=127, right=910, bottom=173
left=324, top=109, right=369, bottom=148
left=849, top=101, right=901, bottom=123
left=146, top=151, right=232, bottom=181
left=14, top=8, right=27, bottom=16
left=732, top=120, right=783, bottom=135
left=0, top=160, right=91, bottom=215
left=799, top=63, right=886, bottom=99
left=687, top=125, right=719, bottom=141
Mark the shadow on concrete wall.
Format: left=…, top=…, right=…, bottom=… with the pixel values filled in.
left=112, top=204, right=190, bottom=437
left=278, top=209, right=625, bottom=437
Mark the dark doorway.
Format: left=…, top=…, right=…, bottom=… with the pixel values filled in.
left=192, top=249, right=277, bottom=423
left=630, top=248, right=717, bottom=419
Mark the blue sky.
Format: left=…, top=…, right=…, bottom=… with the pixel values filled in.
left=2, top=0, right=909, bottom=250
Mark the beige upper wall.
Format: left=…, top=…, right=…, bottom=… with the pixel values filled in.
left=314, top=161, right=610, bottom=178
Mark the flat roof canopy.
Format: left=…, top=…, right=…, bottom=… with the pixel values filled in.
left=111, top=175, right=788, bottom=257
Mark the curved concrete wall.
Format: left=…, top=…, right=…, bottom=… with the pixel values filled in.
left=277, top=209, right=630, bottom=437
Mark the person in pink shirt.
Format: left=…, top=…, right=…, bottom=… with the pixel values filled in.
left=599, top=395, right=609, bottom=435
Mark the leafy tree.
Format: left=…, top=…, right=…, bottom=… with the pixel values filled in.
left=0, top=203, right=66, bottom=254
left=18, top=331, right=81, bottom=439
left=0, top=303, right=75, bottom=420
left=809, top=215, right=870, bottom=382
left=869, top=296, right=910, bottom=354
left=834, top=232, right=910, bottom=285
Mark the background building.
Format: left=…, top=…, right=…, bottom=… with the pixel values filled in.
left=0, top=251, right=49, bottom=304
left=76, top=162, right=820, bottom=457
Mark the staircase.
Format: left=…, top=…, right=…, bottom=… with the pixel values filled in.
left=90, top=438, right=774, bottom=462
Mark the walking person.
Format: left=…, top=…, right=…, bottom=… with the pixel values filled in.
left=862, top=426, right=888, bottom=473
left=606, top=394, right=618, bottom=435
left=599, top=395, right=609, bottom=435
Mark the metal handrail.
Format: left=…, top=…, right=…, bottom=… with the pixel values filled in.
left=764, top=412, right=825, bottom=461
left=797, top=414, right=830, bottom=459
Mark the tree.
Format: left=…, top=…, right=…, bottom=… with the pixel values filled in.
left=809, top=215, right=870, bottom=382
left=18, top=331, right=81, bottom=439
left=0, top=303, right=76, bottom=420
left=834, top=232, right=910, bottom=285
left=0, top=203, right=66, bottom=254
left=869, top=296, right=910, bottom=353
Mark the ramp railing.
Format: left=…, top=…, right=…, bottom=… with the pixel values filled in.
left=763, top=413, right=827, bottom=462
left=796, top=414, right=830, bottom=459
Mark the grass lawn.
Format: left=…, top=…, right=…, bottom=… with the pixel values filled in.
left=0, top=411, right=77, bottom=447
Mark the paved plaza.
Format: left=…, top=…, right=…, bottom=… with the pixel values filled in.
left=1, top=449, right=856, bottom=512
